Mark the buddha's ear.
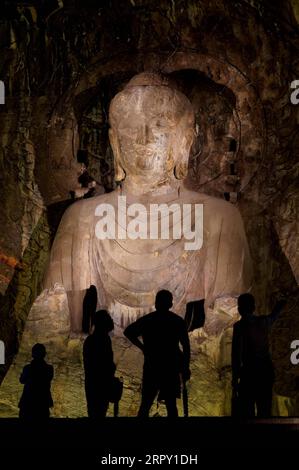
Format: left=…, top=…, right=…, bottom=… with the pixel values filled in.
left=174, top=127, right=194, bottom=180
left=109, top=128, right=126, bottom=182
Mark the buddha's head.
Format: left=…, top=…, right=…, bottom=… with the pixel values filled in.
left=109, top=72, right=195, bottom=191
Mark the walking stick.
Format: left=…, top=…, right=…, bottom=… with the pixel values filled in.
left=114, top=401, right=119, bottom=417
left=112, top=377, right=123, bottom=417
left=181, top=374, right=189, bottom=417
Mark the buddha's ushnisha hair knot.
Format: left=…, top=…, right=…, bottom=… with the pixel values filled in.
left=124, top=72, right=178, bottom=91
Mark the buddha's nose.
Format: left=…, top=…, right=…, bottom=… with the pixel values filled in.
left=136, top=125, right=151, bottom=144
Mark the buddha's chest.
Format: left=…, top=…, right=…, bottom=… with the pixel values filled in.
left=91, top=236, right=203, bottom=311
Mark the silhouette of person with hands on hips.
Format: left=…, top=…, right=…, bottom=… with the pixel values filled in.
left=83, top=310, right=116, bottom=418
left=124, top=290, right=191, bottom=417
left=19, top=343, right=54, bottom=419
left=232, top=293, right=286, bottom=417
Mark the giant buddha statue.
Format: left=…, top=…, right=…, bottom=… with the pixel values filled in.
left=44, top=72, right=252, bottom=334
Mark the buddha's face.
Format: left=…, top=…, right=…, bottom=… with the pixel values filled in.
left=109, top=86, right=194, bottom=186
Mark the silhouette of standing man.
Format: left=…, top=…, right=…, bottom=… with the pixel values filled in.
left=232, top=293, right=286, bottom=418
left=124, top=290, right=191, bottom=417
left=19, top=343, right=54, bottom=419
left=83, top=310, right=116, bottom=418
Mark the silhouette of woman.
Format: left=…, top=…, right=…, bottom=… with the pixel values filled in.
left=83, top=310, right=116, bottom=418
left=18, top=343, right=54, bottom=419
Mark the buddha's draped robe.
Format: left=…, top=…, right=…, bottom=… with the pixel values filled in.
left=44, top=187, right=252, bottom=329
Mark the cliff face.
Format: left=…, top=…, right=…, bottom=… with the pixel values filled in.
left=0, top=0, right=298, bottom=402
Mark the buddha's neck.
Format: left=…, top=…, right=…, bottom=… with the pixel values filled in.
left=120, top=177, right=181, bottom=200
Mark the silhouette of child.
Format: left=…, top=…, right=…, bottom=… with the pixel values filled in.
left=19, top=343, right=54, bottom=419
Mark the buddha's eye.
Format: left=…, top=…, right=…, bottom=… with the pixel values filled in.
left=154, top=120, right=167, bottom=128
left=152, top=119, right=175, bottom=130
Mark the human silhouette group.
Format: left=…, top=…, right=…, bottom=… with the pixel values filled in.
left=18, top=289, right=285, bottom=419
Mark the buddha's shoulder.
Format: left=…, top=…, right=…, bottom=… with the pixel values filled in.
left=181, top=187, right=240, bottom=216
left=60, top=192, right=117, bottom=223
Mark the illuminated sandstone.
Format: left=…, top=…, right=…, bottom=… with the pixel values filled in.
left=44, top=73, right=252, bottom=333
